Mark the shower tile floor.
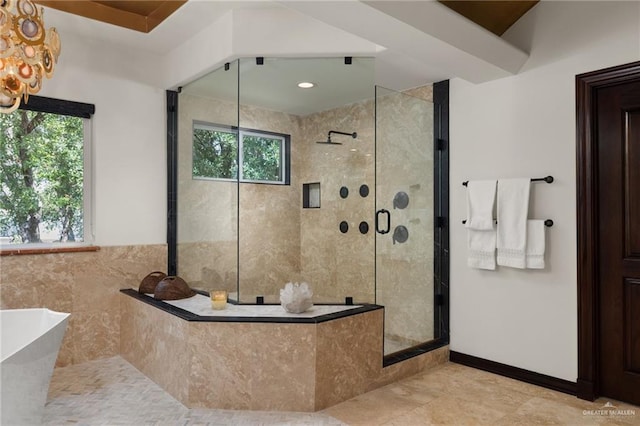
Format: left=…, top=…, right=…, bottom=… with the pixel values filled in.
left=44, top=356, right=639, bottom=425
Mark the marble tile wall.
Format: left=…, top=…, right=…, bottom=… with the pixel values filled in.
left=0, top=244, right=167, bottom=367
left=177, top=94, right=239, bottom=290
left=120, top=292, right=190, bottom=403
left=177, top=241, right=238, bottom=293
left=315, top=309, right=383, bottom=409
left=370, top=345, right=450, bottom=391
left=178, top=83, right=435, bottom=344
left=299, top=100, right=376, bottom=303
left=178, top=92, right=377, bottom=303
left=119, top=294, right=448, bottom=412
left=121, top=293, right=318, bottom=411
left=177, top=94, right=303, bottom=301
left=403, top=85, right=434, bottom=102
left=188, top=322, right=317, bottom=411
left=375, top=88, right=435, bottom=345
left=239, top=103, right=304, bottom=300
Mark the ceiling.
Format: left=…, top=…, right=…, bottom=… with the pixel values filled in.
left=33, top=1, right=538, bottom=114
left=182, top=57, right=377, bottom=116
left=35, top=0, right=538, bottom=36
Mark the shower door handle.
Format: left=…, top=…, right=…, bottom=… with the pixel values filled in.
left=375, top=209, right=391, bottom=234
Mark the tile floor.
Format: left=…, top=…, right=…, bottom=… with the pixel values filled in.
left=44, top=356, right=639, bottom=425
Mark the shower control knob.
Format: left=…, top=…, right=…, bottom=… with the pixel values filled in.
left=392, top=225, right=409, bottom=244
left=359, top=221, right=369, bottom=234
left=339, top=221, right=349, bottom=233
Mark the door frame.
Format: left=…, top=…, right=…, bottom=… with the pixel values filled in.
left=576, top=60, right=640, bottom=401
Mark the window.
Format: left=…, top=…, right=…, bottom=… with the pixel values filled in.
left=0, top=96, right=94, bottom=245
left=192, top=122, right=290, bottom=184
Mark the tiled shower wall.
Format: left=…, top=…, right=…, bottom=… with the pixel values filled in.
left=177, top=85, right=434, bottom=311
left=298, top=100, right=375, bottom=303
left=376, top=85, right=435, bottom=344
left=177, top=94, right=304, bottom=299
left=177, top=91, right=377, bottom=302
left=0, top=244, right=167, bottom=366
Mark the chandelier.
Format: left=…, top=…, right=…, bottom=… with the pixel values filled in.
left=0, top=0, right=60, bottom=113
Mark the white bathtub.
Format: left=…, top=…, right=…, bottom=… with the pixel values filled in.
left=1, top=308, right=70, bottom=425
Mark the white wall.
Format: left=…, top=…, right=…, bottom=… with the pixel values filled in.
left=450, top=1, right=640, bottom=381
left=163, top=7, right=379, bottom=89
left=36, top=6, right=381, bottom=246
left=38, top=34, right=166, bottom=246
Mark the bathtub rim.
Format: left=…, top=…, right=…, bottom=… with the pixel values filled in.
left=0, top=308, right=70, bottom=363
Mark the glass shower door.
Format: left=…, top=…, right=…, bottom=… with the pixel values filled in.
left=177, top=60, right=239, bottom=300
left=375, top=86, right=434, bottom=355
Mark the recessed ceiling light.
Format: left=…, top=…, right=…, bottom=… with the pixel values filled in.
left=297, top=82, right=315, bottom=89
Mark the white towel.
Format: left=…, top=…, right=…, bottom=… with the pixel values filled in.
left=497, top=178, right=530, bottom=269
left=465, top=180, right=497, bottom=230
left=465, top=180, right=497, bottom=270
left=467, top=228, right=496, bottom=270
left=526, top=220, right=545, bottom=269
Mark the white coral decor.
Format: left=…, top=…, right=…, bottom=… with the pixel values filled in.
left=280, top=282, right=313, bottom=313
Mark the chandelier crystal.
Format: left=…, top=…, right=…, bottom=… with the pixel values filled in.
left=0, top=0, right=60, bottom=113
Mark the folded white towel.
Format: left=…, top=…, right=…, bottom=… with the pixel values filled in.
left=467, top=228, right=496, bottom=270
left=465, top=180, right=497, bottom=230
left=526, top=220, right=545, bottom=269
left=497, top=178, right=530, bottom=269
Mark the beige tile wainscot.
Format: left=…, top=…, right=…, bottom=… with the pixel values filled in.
left=119, top=290, right=448, bottom=411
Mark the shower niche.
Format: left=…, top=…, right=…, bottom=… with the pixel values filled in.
left=169, top=57, right=449, bottom=360
left=302, top=183, right=320, bottom=208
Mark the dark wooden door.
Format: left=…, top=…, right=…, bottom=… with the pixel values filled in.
left=597, top=80, right=640, bottom=406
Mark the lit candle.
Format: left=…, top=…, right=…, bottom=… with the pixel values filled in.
left=211, top=290, right=227, bottom=310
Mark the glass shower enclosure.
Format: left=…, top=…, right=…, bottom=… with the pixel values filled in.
left=172, top=57, right=444, bottom=357
left=375, top=86, right=435, bottom=353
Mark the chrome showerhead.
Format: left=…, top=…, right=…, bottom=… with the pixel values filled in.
left=316, top=130, right=357, bottom=145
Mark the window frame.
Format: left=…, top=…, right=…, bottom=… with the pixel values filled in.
left=0, top=95, right=95, bottom=249
left=192, top=121, right=290, bottom=185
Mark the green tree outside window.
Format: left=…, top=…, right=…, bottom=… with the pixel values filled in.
left=193, top=128, right=237, bottom=179
left=0, top=110, right=84, bottom=244
left=193, top=123, right=287, bottom=184
left=242, top=134, right=282, bottom=182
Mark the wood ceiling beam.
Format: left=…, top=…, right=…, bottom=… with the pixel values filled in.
left=439, top=1, right=539, bottom=36
left=35, top=0, right=187, bottom=33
